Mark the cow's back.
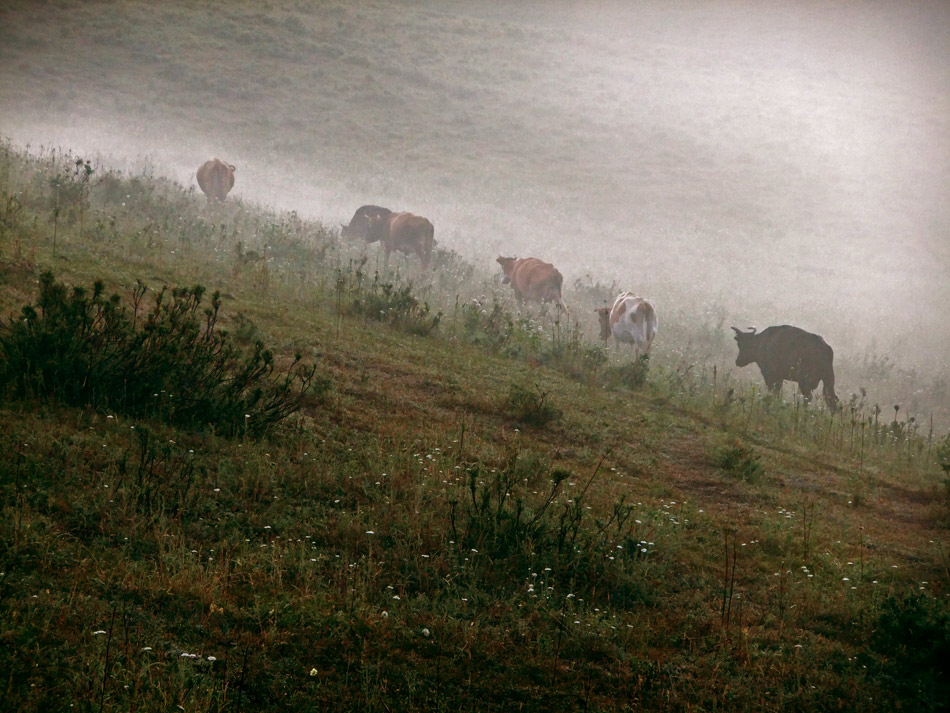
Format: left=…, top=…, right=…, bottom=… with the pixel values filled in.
left=512, top=258, right=561, bottom=298
left=196, top=159, right=235, bottom=201
left=760, top=325, right=831, bottom=356
left=611, top=294, right=657, bottom=350
left=758, top=325, right=833, bottom=375
left=385, top=212, right=434, bottom=267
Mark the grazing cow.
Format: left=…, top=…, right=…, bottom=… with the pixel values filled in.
left=342, top=206, right=435, bottom=269
left=196, top=159, right=235, bottom=202
left=341, top=205, right=393, bottom=243
left=596, top=292, right=657, bottom=358
left=496, top=256, right=568, bottom=312
left=731, top=325, right=838, bottom=408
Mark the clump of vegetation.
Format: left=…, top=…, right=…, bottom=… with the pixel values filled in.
left=0, top=271, right=322, bottom=436
left=350, top=274, right=442, bottom=336
left=936, top=433, right=950, bottom=476
left=458, top=297, right=514, bottom=352
left=449, top=460, right=648, bottom=608
left=535, top=326, right=608, bottom=385
left=503, top=382, right=563, bottom=427
left=710, top=440, right=764, bottom=482
left=47, top=156, right=95, bottom=246
left=870, top=593, right=950, bottom=712
left=605, top=354, right=651, bottom=389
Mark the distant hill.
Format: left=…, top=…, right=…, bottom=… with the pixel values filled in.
left=1, top=1, right=948, bottom=373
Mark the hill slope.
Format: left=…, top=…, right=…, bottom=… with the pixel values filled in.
left=0, top=137, right=947, bottom=711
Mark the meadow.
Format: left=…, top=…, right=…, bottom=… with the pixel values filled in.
left=1, top=0, right=949, bottom=710
left=0, top=140, right=947, bottom=712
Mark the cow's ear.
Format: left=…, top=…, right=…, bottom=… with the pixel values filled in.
left=731, top=326, right=742, bottom=336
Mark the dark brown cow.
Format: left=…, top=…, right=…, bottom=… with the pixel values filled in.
left=196, top=159, right=235, bottom=202
left=341, top=205, right=393, bottom=243
left=496, top=256, right=568, bottom=311
left=342, top=206, right=435, bottom=269
left=731, top=325, right=838, bottom=408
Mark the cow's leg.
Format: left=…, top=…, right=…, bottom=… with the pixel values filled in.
left=759, top=367, right=782, bottom=397
left=822, top=375, right=838, bottom=409
left=822, top=385, right=838, bottom=409
left=798, top=380, right=816, bottom=403
left=416, top=246, right=430, bottom=270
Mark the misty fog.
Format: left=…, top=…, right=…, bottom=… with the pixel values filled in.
left=1, top=1, right=948, bottom=388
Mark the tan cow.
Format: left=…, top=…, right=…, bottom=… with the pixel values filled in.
left=343, top=206, right=435, bottom=269
left=196, top=159, right=235, bottom=202
left=596, top=292, right=657, bottom=357
left=496, top=256, right=568, bottom=311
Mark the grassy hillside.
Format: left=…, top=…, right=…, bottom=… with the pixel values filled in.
left=0, top=139, right=948, bottom=712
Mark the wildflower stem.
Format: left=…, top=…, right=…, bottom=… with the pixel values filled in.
left=97, top=605, right=118, bottom=713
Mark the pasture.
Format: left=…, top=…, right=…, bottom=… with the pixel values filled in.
left=0, top=139, right=946, bottom=712
left=0, top=0, right=948, bottom=710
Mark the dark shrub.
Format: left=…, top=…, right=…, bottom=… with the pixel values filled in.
left=503, top=382, right=562, bottom=427
left=710, top=441, right=764, bottom=482
left=350, top=275, right=441, bottom=336
left=0, top=272, right=323, bottom=436
left=871, top=593, right=950, bottom=712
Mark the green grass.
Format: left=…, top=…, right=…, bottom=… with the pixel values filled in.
left=0, top=139, right=947, bottom=712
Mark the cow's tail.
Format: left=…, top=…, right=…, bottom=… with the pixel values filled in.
left=422, top=221, right=435, bottom=269
left=554, top=272, right=568, bottom=313
left=823, top=349, right=839, bottom=409
left=641, top=301, right=657, bottom=342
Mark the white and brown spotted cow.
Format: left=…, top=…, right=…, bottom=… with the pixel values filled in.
left=596, top=292, right=657, bottom=357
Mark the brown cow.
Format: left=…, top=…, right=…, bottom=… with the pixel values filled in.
left=196, top=159, right=235, bottom=202
left=342, top=206, right=435, bottom=269
left=496, top=256, right=568, bottom=311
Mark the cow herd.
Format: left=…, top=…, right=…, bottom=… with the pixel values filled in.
left=195, top=159, right=839, bottom=409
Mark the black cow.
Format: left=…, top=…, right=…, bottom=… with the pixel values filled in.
left=731, top=325, right=838, bottom=408
left=341, top=205, right=393, bottom=243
